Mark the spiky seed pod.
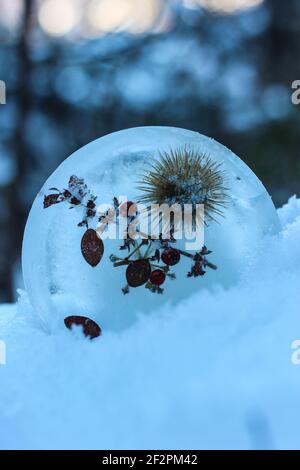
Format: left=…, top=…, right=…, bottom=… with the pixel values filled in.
left=137, top=147, right=229, bottom=224
left=161, top=248, right=181, bottom=266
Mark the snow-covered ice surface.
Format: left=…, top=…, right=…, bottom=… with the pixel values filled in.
left=0, top=196, right=299, bottom=449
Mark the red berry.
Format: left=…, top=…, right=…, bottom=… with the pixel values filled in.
left=120, top=201, right=137, bottom=217
left=161, top=248, right=181, bottom=266
left=150, top=269, right=166, bottom=286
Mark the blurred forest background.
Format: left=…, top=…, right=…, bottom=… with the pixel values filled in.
left=0, top=0, right=299, bottom=303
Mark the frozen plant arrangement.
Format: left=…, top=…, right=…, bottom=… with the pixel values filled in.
left=24, top=127, right=281, bottom=337
left=43, top=147, right=228, bottom=337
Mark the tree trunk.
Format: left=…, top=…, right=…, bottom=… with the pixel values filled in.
left=0, top=0, right=34, bottom=303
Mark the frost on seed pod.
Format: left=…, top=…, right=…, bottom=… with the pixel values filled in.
left=138, top=147, right=229, bottom=224
left=23, top=127, right=280, bottom=334
left=161, top=248, right=181, bottom=266
left=64, top=316, right=101, bottom=339
left=81, top=229, right=104, bottom=267
left=43, top=194, right=62, bottom=208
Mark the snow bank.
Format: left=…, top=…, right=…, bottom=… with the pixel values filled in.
left=0, top=197, right=300, bottom=450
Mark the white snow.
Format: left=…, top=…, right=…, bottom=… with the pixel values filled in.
left=0, top=196, right=299, bottom=449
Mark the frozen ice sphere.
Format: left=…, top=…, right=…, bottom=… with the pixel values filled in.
left=22, top=127, right=281, bottom=333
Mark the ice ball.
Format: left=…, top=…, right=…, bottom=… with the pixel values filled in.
left=22, top=127, right=281, bottom=333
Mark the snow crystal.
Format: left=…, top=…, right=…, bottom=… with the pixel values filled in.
left=0, top=197, right=299, bottom=449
